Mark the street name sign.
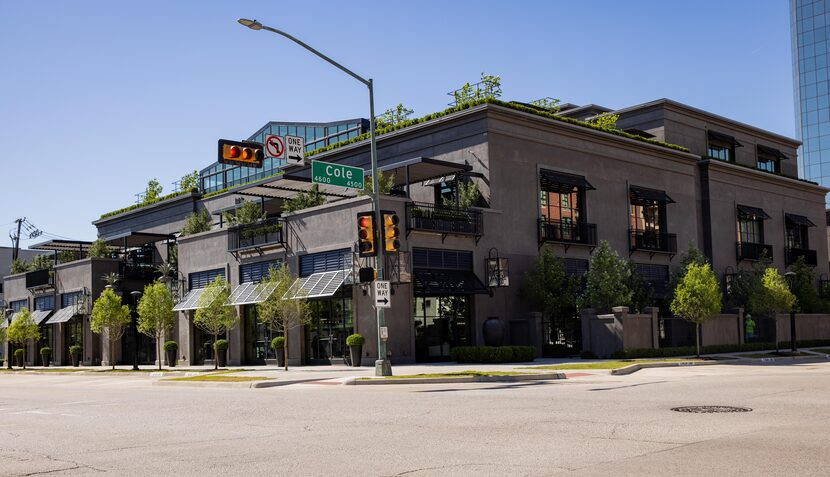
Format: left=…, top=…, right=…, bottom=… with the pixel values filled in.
left=311, top=160, right=365, bottom=190
left=374, top=280, right=391, bottom=308
left=286, top=135, right=304, bottom=165
left=264, top=135, right=285, bottom=159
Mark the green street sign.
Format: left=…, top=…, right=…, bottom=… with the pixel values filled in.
left=311, top=160, right=365, bottom=190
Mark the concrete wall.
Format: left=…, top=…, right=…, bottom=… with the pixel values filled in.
left=701, top=314, right=744, bottom=347
left=776, top=313, right=830, bottom=342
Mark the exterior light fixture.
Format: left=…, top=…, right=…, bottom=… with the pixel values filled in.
left=485, top=247, right=509, bottom=289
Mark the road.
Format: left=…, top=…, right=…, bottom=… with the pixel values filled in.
left=1, top=362, right=830, bottom=476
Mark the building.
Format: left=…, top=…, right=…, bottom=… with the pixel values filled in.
left=0, top=246, right=46, bottom=308
left=4, top=98, right=826, bottom=366
left=791, top=0, right=830, bottom=199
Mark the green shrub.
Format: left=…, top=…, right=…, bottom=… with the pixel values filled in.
left=14, top=349, right=24, bottom=357
left=40, top=347, right=52, bottom=356
left=69, top=345, right=82, bottom=356
left=214, top=339, right=229, bottom=351
left=271, top=336, right=286, bottom=349
left=346, top=333, right=365, bottom=347
left=163, top=341, right=178, bottom=352
left=451, top=346, right=535, bottom=363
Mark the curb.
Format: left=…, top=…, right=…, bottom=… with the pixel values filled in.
left=153, top=377, right=338, bottom=389
left=343, top=372, right=566, bottom=385
left=610, top=360, right=720, bottom=375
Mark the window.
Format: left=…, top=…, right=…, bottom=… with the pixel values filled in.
left=634, top=263, right=670, bottom=298
left=34, top=295, right=55, bottom=311
left=434, top=178, right=458, bottom=206
left=61, top=291, right=83, bottom=308
left=707, top=131, right=742, bottom=162
left=240, top=260, right=281, bottom=283
left=412, top=248, right=473, bottom=270
left=736, top=205, right=769, bottom=244
left=756, top=145, right=787, bottom=174
left=563, top=258, right=589, bottom=276
left=299, top=249, right=351, bottom=277
left=630, top=200, right=663, bottom=233
left=785, top=214, right=815, bottom=250
left=10, top=299, right=27, bottom=312
left=188, top=268, right=226, bottom=289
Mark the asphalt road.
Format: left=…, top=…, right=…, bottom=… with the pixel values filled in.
left=2, top=362, right=830, bottom=476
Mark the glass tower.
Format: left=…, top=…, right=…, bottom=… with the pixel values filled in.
left=792, top=0, right=830, bottom=202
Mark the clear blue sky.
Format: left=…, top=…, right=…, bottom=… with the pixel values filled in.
left=0, top=0, right=793, bottom=244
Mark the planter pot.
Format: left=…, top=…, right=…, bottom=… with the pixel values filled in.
left=166, top=350, right=177, bottom=368
left=482, top=317, right=505, bottom=347
left=349, top=345, right=363, bottom=367
left=71, top=355, right=80, bottom=367
left=276, top=349, right=285, bottom=368
left=15, top=355, right=23, bottom=368
left=41, top=355, right=50, bottom=367
left=216, top=349, right=227, bottom=367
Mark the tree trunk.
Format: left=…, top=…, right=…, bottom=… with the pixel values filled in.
left=283, top=325, right=288, bottom=371
left=157, top=336, right=162, bottom=371
left=23, top=344, right=27, bottom=370
left=696, top=323, right=701, bottom=358
left=214, top=333, right=218, bottom=370
left=110, top=339, right=115, bottom=370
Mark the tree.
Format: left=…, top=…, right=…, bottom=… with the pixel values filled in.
left=193, top=277, right=237, bottom=370
left=627, top=261, right=654, bottom=314
left=88, top=238, right=112, bottom=258
left=376, top=103, right=414, bottom=128
left=789, top=256, right=824, bottom=313
left=7, top=309, right=40, bottom=369
left=256, top=265, right=311, bottom=371
left=583, top=241, right=632, bottom=313
left=144, top=178, right=163, bottom=203
left=223, top=200, right=265, bottom=226
left=180, top=170, right=199, bottom=192
left=358, top=171, right=395, bottom=197
left=30, top=254, right=54, bottom=271
left=725, top=252, right=771, bottom=310
left=589, top=113, right=619, bottom=129
left=137, top=281, right=176, bottom=370
left=530, top=97, right=561, bottom=113
left=58, top=250, right=80, bottom=264
left=442, top=180, right=482, bottom=209
left=180, top=209, right=212, bottom=236
left=748, top=267, right=797, bottom=319
left=10, top=258, right=31, bottom=274
left=283, top=184, right=325, bottom=213
left=524, top=248, right=582, bottom=349
left=668, top=245, right=708, bottom=302
left=670, top=263, right=722, bottom=357
left=90, top=288, right=132, bottom=370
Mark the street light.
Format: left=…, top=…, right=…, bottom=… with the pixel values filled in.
left=130, top=290, right=142, bottom=371
left=784, top=271, right=797, bottom=353
left=4, top=308, right=12, bottom=369
left=237, top=18, right=391, bottom=376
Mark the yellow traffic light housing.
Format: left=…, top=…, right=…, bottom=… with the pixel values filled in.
left=218, top=139, right=264, bottom=168
left=357, top=212, right=376, bottom=257
left=382, top=211, right=400, bottom=252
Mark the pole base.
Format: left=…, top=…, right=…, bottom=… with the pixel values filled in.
left=375, top=359, right=392, bottom=376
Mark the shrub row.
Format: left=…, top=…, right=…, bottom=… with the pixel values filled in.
left=99, top=188, right=199, bottom=219
left=451, top=346, right=536, bottom=363
left=615, top=339, right=830, bottom=358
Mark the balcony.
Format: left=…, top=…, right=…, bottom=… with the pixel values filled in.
left=120, top=261, right=161, bottom=281
left=629, top=229, right=677, bottom=255
left=785, top=248, right=817, bottom=266
left=405, top=202, right=483, bottom=240
left=736, top=242, right=773, bottom=261
left=538, top=218, right=597, bottom=247
left=228, top=217, right=286, bottom=253
left=25, top=269, right=54, bottom=290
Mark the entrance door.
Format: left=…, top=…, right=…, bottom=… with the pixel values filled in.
left=243, top=305, right=272, bottom=365
left=414, top=296, right=471, bottom=362
left=63, top=316, right=84, bottom=365
left=305, top=297, right=353, bottom=364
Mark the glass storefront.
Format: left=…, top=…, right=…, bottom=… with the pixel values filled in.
left=304, top=295, right=353, bottom=364
left=243, top=305, right=277, bottom=365
left=64, top=316, right=84, bottom=365
left=414, top=296, right=471, bottom=362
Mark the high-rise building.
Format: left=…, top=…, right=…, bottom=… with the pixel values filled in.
left=792, top=0, right=830, bottom=200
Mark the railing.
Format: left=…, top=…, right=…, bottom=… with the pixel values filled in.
left=629, top=229, right=677, bottom=254
left=736, top=242, right=773, bottom=261
left=120, top=261, right=161, bottom=281
left=25, top=269, right=53, bottom=289
left=538, top=218, right=597, bottom=246
left=405, top=202, right=483, bottom=237
left=785, top=248, right=817, bottom=266
left=228, top=217, right=287, bottom=252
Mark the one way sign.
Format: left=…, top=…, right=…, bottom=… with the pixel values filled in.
left=373, top=280, right=391, bottom=308
left=285, top=135, right=304, bottom=165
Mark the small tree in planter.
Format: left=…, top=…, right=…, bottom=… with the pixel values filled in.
left=257, top=265, right=312, bottom=371
left=69, top=345, right=82, bottom=367
left=163, top=341, right=178, bottom=368
left=671, top=263, right=722, bottom=357
left=271, top=336, right=286, bottom=368
left=7, top=309, right=40, bottom=369
left=137, top=281, right=176, bottom=370
left=14, top=349, right=24, bottom=368
left=213, top=339, right=229, bottom=367
left=40, top=347, right=52, bottom=367
left=346, top=333, right=365, bottom=367
left=90, top=288, right=132, bottom=370
left=193, top=277, right=237, bottom=370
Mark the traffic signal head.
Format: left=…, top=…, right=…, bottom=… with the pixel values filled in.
left=357, top=212, right=376, bottom=257
left=218, top=139, right=264, bottom=168
left=382, top=211, right=400, bottom=252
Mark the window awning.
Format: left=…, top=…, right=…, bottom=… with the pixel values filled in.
left=30, top=310, right=53, bottom=325
left=757, top=144, right=789, bottom=160
left=228, top=282, right=277, bottom=306
left=45, top=306, right=78, bottom=325
left=540, top=169, right=595, bottom=193
left=172, top=287, right=223, bottom=311
left=785, top=213, right=816, bottom=227
left=737, top=205, right=771, bottom=220
left=630, top=186, right=674, bottom=204
left=284, top=270, right=350, bottom=300
left=708, top=130, right=743, bottom=147
left=413, top=269, right=489, bottom=296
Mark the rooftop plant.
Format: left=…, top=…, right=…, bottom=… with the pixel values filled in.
left=282, top=184, right=325, bottom=213
left=99, top=188, right=199, bottom=220
left=180, top=209, right=213, bottom=236
left=223, top=200, right=266, bottom=226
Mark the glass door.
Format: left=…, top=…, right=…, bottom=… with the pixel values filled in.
left=414, top=296, right=471, bottom=362
left=244, top=305, right=271, bottom=365
left=304, top=296, right=353, bottom=364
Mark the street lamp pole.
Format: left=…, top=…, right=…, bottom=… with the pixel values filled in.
left=4, top=309, right=12, bottom=369
left=130, top=290, right=142, bottom=370
left=237, top=19, right=391, bottom=376
left=784, top=272, right=797, bottom=353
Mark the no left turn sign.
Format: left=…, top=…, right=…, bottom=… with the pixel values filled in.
left=265, top=135, right=285, bottom=159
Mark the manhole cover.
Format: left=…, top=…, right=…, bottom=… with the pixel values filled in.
left=671, top=405, right=752, bottom=413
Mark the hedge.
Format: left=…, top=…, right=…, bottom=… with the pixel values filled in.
left=614, top=339, right=830, bottom=359
left=451, top=346, right=536, bottom=363
left=99, top=188, right=199, bottom=219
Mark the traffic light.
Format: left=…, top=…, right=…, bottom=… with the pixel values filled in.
left=382, top=211, right=400, bottom=252
left=358, top=267, right=376, bottom=283
left=218, top=139, right=264, bottom=168
left=357, top=212, right=376, bottom=257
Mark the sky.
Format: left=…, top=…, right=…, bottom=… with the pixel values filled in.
left=0, top=0, right=794, bottom=245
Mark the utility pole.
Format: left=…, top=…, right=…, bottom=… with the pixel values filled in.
left=11, top=218, right=23, bottom=261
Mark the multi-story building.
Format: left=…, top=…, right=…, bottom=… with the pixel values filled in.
left=4, top=98, right=826, bottom=367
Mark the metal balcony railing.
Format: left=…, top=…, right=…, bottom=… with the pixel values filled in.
left=25, top=269, right=53, bottom=289
left=119, top=261, right=161, bottom=281
left=228, top=217, right=287, bottom=252
left=784, top=248, right=817, bottom=266
left=629, top=229, right=677, bottom=254
left=736, top=242, right=774, bottom=261
left=538, top=218, right=597, bottom=246
left=405, top=202, right=483, bottom=237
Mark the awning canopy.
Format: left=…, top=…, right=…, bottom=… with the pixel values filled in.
left=45, top=306, right=78, bottom=325
left=30, top=240, right=93, bottom=253
left=540, top=169, right=595, bottom=193
left=785, top=213, right=816, bottom=227
left=737, top=204, right=771, bottom=220
left=413, top=269, right=489, bottom=296
left=173, top=288, right=209, bottom=311
left=30, top=310, right=53, bottom=325
left=103, top=231, right=175, bottom=248
left=233, top=174, right=355, bottom=201
left=284, top=270, right=350, bottom=300
left=630, top=186, right=675, bottom=204
left=708, top=130, right=743, bottom=147
left=757, top=144, right=789, bottom=160
left=228, top=282, right=277, bottom=306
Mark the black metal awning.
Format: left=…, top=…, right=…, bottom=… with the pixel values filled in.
left=540, top=169, right=595, bottom=194
left=413, top=269, right=489, bottom=296
left=630, top=186, right=675, bottom=204
left=30, top=239, right=93, bottom=253
left=757, top=144, right=789, bottom=160
left=708, top=130, right=743, bottom=147
left=737, top=205, right=771, bottom=220
left=785, top=213, right=816, bottom=227
left=102, top=231, right=175, bottom=248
